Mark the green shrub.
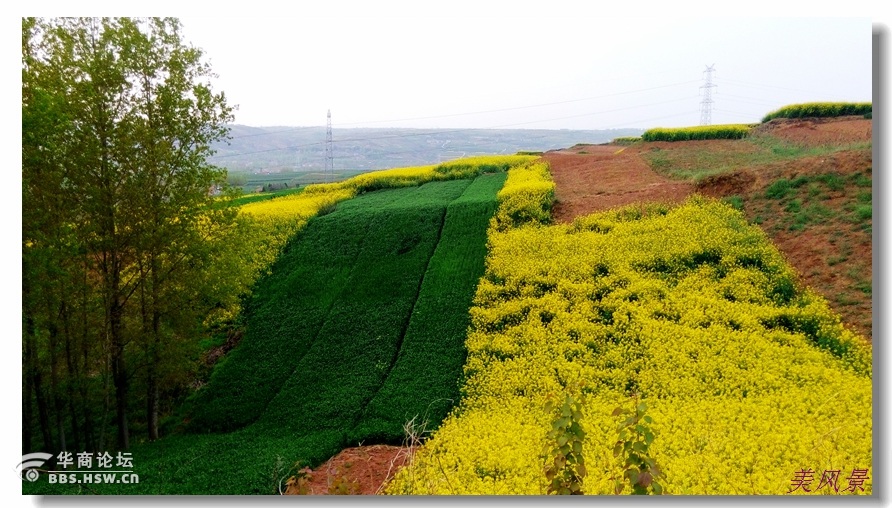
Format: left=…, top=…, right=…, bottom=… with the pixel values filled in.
left=612, top=136, right=642, bottom=146
left=854, top=203, right=872, bottom=222
left=761, top=102, right=872, bottom=122
left=722, top=195, right=744, bottom=211
left=641, top=124, right=751, bottom=142
left=764, top=179, right=793, bottom=200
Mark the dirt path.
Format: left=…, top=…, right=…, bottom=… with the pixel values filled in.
left=544, top=145, right=694, bottom=222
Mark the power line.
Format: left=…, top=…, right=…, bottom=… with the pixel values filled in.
left=222, top=78, right=702, bottom=142
left=716, top=93, right=779, bottom=108
left=718, top=77, right=820, bottom=95
left=476, top=96, right=698, bottom=129
left=333, top=79, right=700, bottom=127
left=712, top=108, right=756, bottom=117
left=226, top=125, right=322, bottom=140
left=211, top=96, right=698, bottom=160
left=602, top=111, right=697, bottom=130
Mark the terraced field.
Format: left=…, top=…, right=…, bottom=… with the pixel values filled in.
left=22, top=110, right=872, bottom=497
left=388, top=176, right=872, bottom=496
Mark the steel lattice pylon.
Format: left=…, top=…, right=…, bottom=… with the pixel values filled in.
left=700, top=65, right=717, bottom=126
left=325, top=109, right=333, bottom=181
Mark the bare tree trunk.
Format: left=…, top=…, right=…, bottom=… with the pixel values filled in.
left=23, top=332, right=34, bottom=453
left=147, top=373, right=159, bottom=440
left=63, top=300, right=82, bottom=451
left=147, top=255, right=161, bottom=441
left=36, top=372, right=52, bottom=450
left=22, top=274, right=50, bottom=451
left=110, top=295, right=129, bottom=450
left=28, top=324, right=53, bottom=451
left=48, top=322, right=67, bottom=452
left=98, top=340, right=110, bottom=452
left=80, top=255, right=95, bottom=451
left=23, top=373, right=33, bottom=453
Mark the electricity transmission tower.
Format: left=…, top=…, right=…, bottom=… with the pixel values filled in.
left=699, top=64, right=717, bottom=125
left=325, top=109, right=333, bottom=181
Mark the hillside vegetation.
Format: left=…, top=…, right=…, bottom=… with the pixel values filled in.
left=641, top=124, right=752, bottom=142
left=634, top=115, right=873, bottom=339
left=388, top=189, right=871, bottom=494
left=24, top=157, right=534, bottom=495
left=761, top=102, right=872, bottom=122
left=23, top=101, right=872, bottom=496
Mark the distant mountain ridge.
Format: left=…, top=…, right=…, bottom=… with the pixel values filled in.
left=210, top=125, right=643, bottom=173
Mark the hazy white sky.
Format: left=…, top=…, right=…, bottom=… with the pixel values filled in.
left=177, top=7, right=876, bottom=130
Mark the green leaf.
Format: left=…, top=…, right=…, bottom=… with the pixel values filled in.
left=643, top=415, right=653, bottom=424
left=652, top=481, right=663, bottom=495
left=611, top=407, right=624, bottom=417
left=637, top=402, right=647, bottom=414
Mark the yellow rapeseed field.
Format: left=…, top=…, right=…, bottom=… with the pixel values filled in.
left=387, top=166, right=871, bottom=495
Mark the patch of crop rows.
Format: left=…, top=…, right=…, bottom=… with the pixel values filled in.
left=254, top=179, right=473, bottom=433
left=351, top=172, right=508, bottom=443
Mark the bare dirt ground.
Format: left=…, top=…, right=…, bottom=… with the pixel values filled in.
left=734, top=149, right=873, bottom=340
left=544, top=145, right=694, bottom=222
left=753, top=115, right=872, bottom=146
left=545, top=117, right=872, bottom=340
left=284, top=444, right=414, bottom=495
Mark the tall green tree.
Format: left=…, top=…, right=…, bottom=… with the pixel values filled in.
left=23, top=17, right=235, bottom=450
